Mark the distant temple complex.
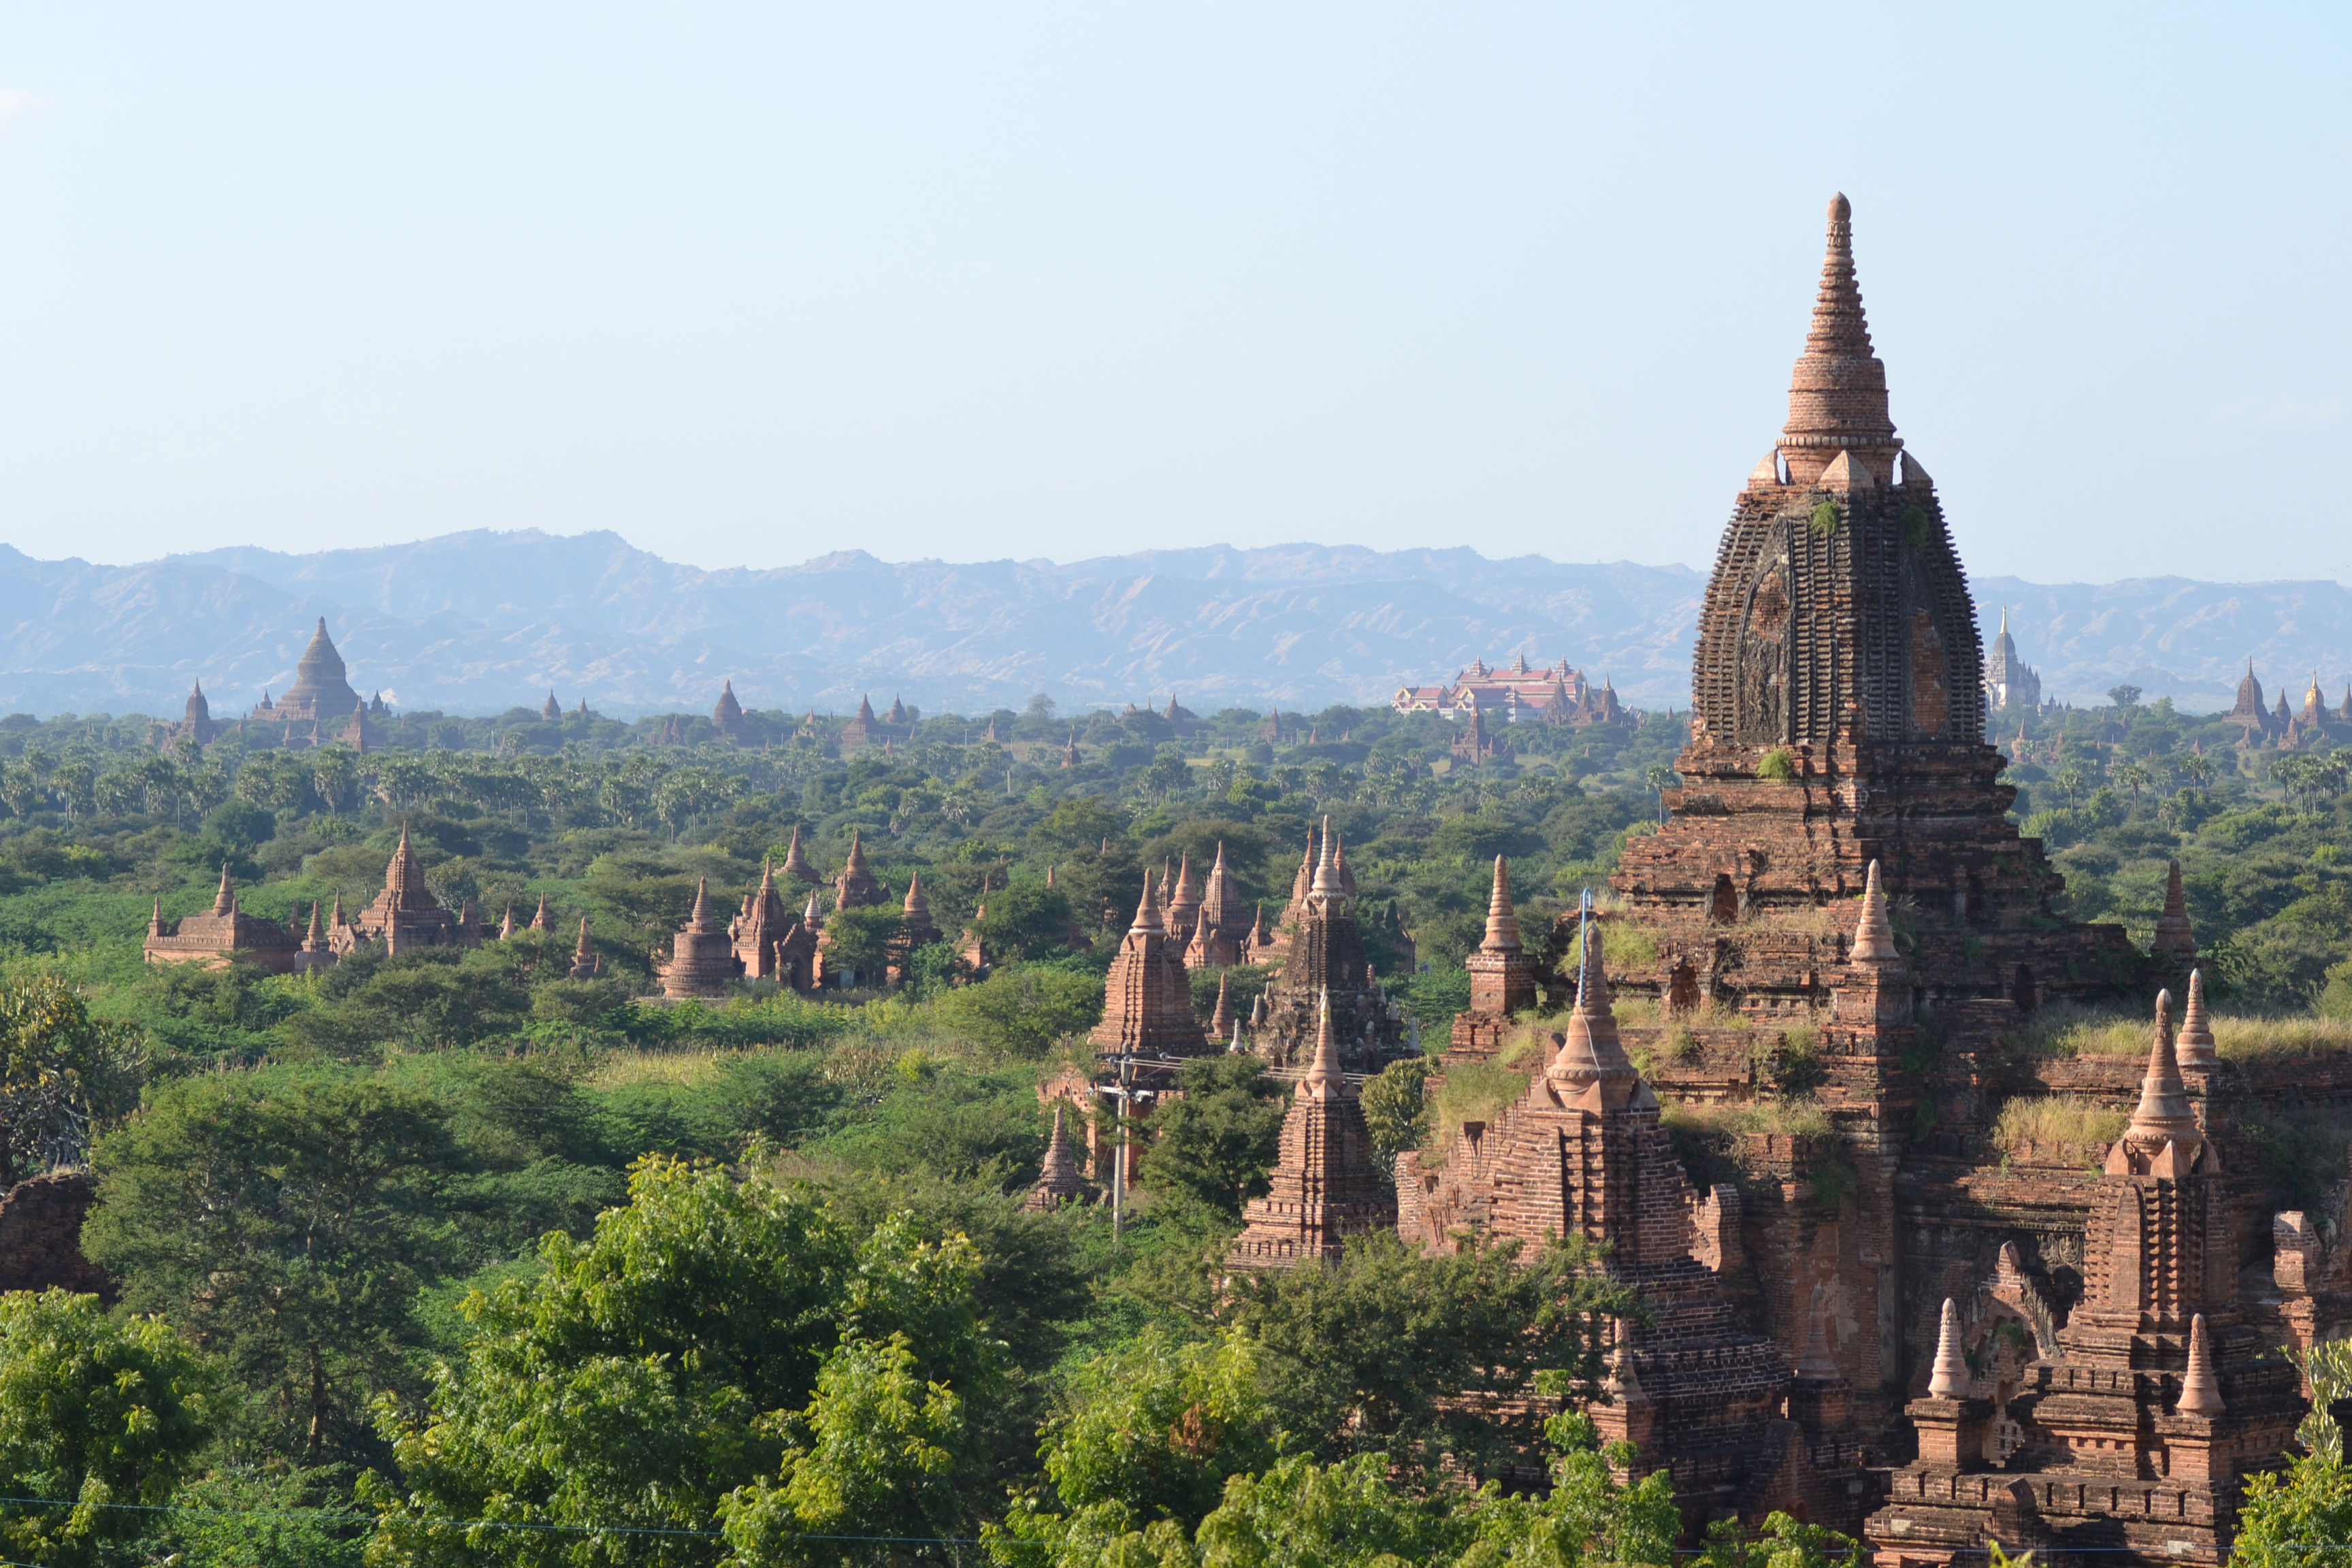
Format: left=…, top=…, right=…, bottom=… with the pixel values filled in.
left=1982, top=608, right=2042, bottom=714
left=1392, top=653, right=1630, bottom=728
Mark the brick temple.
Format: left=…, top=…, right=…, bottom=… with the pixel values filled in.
left=1212, top=195, right=2338, bottom=1564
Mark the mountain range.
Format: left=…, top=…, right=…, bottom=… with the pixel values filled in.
left=0, top=530, right=2338, bottom=720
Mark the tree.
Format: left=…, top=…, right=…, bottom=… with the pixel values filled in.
left=1143, top=1056, right=1287, bottom=1222
left=0, top=976, right=146, bottom=1182
left=971, top=881, right=1085, bottom=964
left=719, top=1333, right=966, bottom=1567
left=2236, top=1339, right=2352, bottom=1568
left=932, top=964, right=1105, bottom=1057
left=2107, top=684, right=2142, bottom=711
left=2052, top=760, right=2088, bottom=808
left=1011, top=1328, right=1277, bottom=1538
left=1226, top=1232, right=1633, bottom=1473
left=84, top=1066, right=464, bottom=1464
left=0, top=1290, right=218, bottom=1568
left=823, top=906, right=906, bottom=989
left=1358, top=1058, right=1431, bottom=1180
left=368, top=1159, right=1002, bottom=1568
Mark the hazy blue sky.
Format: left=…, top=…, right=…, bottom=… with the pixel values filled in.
left=0, top=5, right=2345, bottom=583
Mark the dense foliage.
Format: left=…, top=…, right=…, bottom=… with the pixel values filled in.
left=0, top=687, right=2336, bottom=1561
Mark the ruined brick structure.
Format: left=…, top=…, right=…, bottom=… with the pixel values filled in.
left=658, top=878, right=738, bottom=998
left=1183, top=843, right=1252, bottom=970
left=1406, top=925, right=1873, bottom=1533
left=1414, top=198, right=2328, bottom=1564
left=1607, top=194, right=2142, bottom=1022
left=0, top=1171, right=110, bottom=1298
left=1090, top=872, right=1208, bottom=1058
left=1865, top=996, right=2304, bottom=1565
left=887, top=871, right=943, bottom=983
left=730, top=862, right=798, bottom=981
left=1025, top=1105, right=1093, bottom=1211
left=144, top=864, right=301, bottom=973
left=1449, top=856, right=1539, bottom=1060
left=335, top=825, right=485, bottom=956
left=1257, top=819, right=1407, bottom=1074
left=1225, top=992, right=1394, bottom=1273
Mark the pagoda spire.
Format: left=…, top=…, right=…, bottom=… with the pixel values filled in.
left=2123, top=990, right=2202, bottom=1152
left=2178, top=1313, right=2225, bottom=1416
left=685, top=877, right=715, bottom=934
left=2176, top=967, right=2217, bottom=1068
left=1128, top=871, right=1163, bottom=934
left=1850, top=860, right=1899, bottom=964
left=1480, top=855, right=1522, bottom=953
left=1302, top=989, right=1342, bottom=1095
left=1783, top=193, right=1895, bottom=455
left=213, top=862, right=235, bottom=916
left=1310, top=815, right=1339, bottom=895
left=1927, top=1298, right=1968, bottom=1399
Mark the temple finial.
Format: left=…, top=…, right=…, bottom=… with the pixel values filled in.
left=1850, top=860, right=1898, bottom=964
left=1480, top=856, right=1522, bottom=953
left=2178, top=1313, right=2224, bottom=1416
left=1783, top=193, right=1894, bottom=453
left=1927, top=1298, right=1967, bottom=1399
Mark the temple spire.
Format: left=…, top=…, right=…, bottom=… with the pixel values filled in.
left=2178, top=1313, right=2225, bottom=1416
left=213, top=863, right=235, bottom=916
left=686, top=877, right=715, bottom=934
left=1927, top=1298, right=1968, bottom=1399
left=2176, top=968, right=2217, bottom=1068
left=1302, top=989, right=1341, bottom=1097
left=1850, top=860, right=1899, bottom=964
left=1783, top=193, right=1895, bottom=454
left=1310, top=815, right=1339, bottom=895
left=2125, top=990, right=2200, bottom=1149
left=1480, top=855, right=1522, bottom=953
left=1129, top=871, right=1163, bottom=934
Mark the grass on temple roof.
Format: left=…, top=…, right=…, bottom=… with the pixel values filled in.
left=1659, top=1095, right=1833, bottom=1141
left=1990, top=1095, right=2127, bottom=1151
left=2014, top=1000, right=2352, bottom=1060
left=1420, top=1058, right=1535, bottom=1170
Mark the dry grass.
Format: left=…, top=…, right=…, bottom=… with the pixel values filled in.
left=1565, top=920, right=1660, bottom=977
left=1991, top=1096, right=2128, bottom=1151
left=2017, top=1002, right=2352, bottom=1061
left=587, top=1047, right=736, bottom=1090
left=1659, top=1096, right=1833, bottom=1140
left=1422, top=1059, right=1536, bottom=1169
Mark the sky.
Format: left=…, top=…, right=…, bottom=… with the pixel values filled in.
left=0, top=4, right=2345, bottom=583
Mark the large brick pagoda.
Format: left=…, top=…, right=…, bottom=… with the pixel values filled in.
left=1608, top=194, right=2142, bottom=1018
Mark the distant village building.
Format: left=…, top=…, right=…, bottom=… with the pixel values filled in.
left=1981, top=606, right=2042, bottom=713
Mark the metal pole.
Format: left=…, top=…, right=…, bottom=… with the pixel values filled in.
left=1111, top=1051, right=1130, bottom=1241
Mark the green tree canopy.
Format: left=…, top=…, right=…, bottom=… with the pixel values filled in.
left=369, top=1158, right=1003, bottom=1568
left=84, top=1066, right=465, bottom=1464
left=0, top=1289, right=218, bottom=1568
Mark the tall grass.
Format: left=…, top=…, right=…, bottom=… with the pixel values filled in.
left=1990, top=1096, right=2127, bottom=1150
left=2014, top=1001, right=2352, bottom=1060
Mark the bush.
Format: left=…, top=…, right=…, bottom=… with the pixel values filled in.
left=932, top=963, right=1105, bottom=1057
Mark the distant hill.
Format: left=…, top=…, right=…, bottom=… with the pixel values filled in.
left=0, top=530, right=2337, bottom=718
